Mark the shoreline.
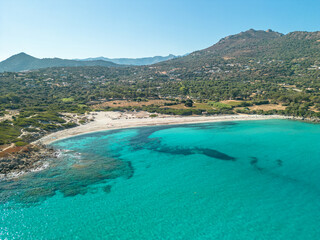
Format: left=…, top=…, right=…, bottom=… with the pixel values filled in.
left=34, top=112, right=293, bottom=145
left=1, top=112, right=311, bottom=179
left=0, top=145, right=58, bottom=180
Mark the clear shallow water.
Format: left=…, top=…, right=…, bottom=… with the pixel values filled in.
left=1, top=119, right=320, bottom=239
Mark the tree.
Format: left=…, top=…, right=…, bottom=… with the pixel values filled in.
left=185, top=99, right=193, bottom=107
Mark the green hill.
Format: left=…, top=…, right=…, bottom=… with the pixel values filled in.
left=158, top=29, right=320, bottom=68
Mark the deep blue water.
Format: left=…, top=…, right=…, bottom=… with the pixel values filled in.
left=1, top=120, right=320, bottom=239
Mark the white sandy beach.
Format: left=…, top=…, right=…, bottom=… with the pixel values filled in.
left=35, top=112, right=292, bottom=145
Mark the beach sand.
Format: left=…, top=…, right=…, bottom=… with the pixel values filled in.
left=35, top=111, right=291, bottom=145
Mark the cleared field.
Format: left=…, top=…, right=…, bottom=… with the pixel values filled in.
left=220, top=100, right=246, bottom=106
left=94, top=100, right=174, bottom=109
left=93, top=99, right=288, bottom=112
left=248, top=104, right=286, bottom=111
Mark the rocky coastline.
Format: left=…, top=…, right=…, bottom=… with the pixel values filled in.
left=0, top=144, right=58, bottom=179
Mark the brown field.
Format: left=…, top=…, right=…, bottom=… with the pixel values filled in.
left=0, top=144, right=11, bottom=151
left=220, top=100, right=244, bottom=106
left=93, top=100, right=174, bottom=109
left=94, top=100, right=220, bottom=111
left=248, top=104, right=286, bottom=111
left=221, top=100, right=241, bottom=104
left=0, top=145, right=31, bottom=158
left=221, top=100, right=286, bottom=111
left=94, top=100, right=288, bottom=112
left=161, top=102, right=215, bottom=110
left=160, top=103, right=188, bottom=109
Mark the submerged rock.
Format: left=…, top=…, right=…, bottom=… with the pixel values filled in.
left=103, top=185, right=112, bottom=193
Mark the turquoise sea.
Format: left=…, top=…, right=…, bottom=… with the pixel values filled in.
left=1, top=119, right=320, bottom=239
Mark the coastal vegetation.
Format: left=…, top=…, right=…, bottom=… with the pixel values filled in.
left=1, top=29, right=320, bottom=148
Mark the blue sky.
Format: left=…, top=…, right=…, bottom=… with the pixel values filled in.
left=0, top=0, right=319, bottom=61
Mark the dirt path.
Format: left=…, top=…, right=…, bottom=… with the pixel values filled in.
left=0, top=143, right=15, bottom=152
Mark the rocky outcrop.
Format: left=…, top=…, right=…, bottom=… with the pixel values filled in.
left=0, top=144, right=57, bottom=176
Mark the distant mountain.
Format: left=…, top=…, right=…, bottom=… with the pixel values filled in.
left=79, top=54, right=178, bottom=66
left=158, top=29, right=320, bottom=68
left=0, top=53, right=120, bottom=72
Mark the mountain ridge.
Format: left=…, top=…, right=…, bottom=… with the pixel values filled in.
left=78, top=54, right=179, bottom=66
left=156, top=29, right=320, bottom=68
left=2, top=29, right=320, bottom=72
left=0, top=53, right=120, bottom=73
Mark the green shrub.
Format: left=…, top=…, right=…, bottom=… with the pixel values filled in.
left=15, top=141, right=28, bottom=147
left=208, top=102, right=233, bottom=110
left=253, top=100, right=270, bottom=105
left=24, top=127, right=39, bottom=132
left=0, top=124, right=21, bottom=145
left=62, top=122, right=78, bottom=128
left=61, top=98, right=74, bottom=103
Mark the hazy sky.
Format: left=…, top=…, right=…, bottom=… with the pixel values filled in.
left=0, top=0, right=319, bottom=60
